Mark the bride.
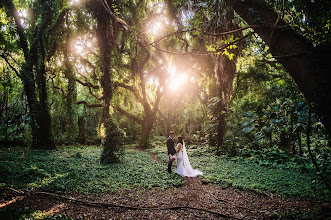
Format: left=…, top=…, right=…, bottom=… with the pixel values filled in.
left=176, top=136, right=203, bottom=177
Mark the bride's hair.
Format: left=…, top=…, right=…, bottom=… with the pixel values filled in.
left=178, top=136, right=183, bottom=144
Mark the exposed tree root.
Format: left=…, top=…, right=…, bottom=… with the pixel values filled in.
left=35, top=191, right=240, bottom=219
left=1, top=188, right=241, bottom=219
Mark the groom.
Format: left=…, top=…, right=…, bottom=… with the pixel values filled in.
left=166, top=131, right=176, bottom=174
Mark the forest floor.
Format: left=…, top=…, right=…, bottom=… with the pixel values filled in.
left=1, top=146, right=331, bottom=219
left=1, top=170, right=331, bottom=219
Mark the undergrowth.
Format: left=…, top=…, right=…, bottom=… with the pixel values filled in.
left=0, top=145, right=183, bottom=193
left=0, top=144, right=330, bottom=200
left=149, top=144, right=331, bottom=200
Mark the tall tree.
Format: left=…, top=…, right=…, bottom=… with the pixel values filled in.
left=62, top=24, right=78, bottom=144
left=1, top=0, right=67, bottom=149
left=85, top=0, right=123, bottom=163
left=223, top=0, right=331, bottom=137
left=178, top=1, right=243, bottom=153
left=114, top=50, right=168, bottom=148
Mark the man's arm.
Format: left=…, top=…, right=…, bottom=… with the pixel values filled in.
left=166, top=139, right=172, bottom=157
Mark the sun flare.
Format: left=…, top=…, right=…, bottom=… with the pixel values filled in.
left=146, top=21, right=163, bottom=36
left=169, top=74, right=188, bottom=91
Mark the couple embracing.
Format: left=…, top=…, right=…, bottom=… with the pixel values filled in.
left=166, top=131, right=203, bottom=177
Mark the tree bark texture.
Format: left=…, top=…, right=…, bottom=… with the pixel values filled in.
left=63, top=31, right=78, bottom=144
left=77, top=116, right=86, bottom=144
left=114, top=48, right=166, bottom=148
left=3, top=0, right=55, bottom=149
left=207, top=2, right=242, bottom=152
left=139, top=117, right=155, bottom=148
left=224, top=0, right=331, bottom=137
left=86, top=0, right=122, bottom=163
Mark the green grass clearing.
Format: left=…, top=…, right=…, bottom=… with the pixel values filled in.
left=0, top=145, right=182, bottom=193
left=149, top=144, right=330, bottom=200
left=0, top=144, right=329, bottom=200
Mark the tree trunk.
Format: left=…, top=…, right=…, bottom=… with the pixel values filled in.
left=208, top=2, right=242, bottom=152
left=139, top=118, right=155, bottom=148
left=216, top=112, right=227, bottom=155
left=307, top=106, right=331, bottom=190
left=20, top=61, right=55, bottom=150
left=77, top=116, right=86, bottom=144
left=20, top=65, right=40, bottom=148
left=3, top=0, right=56, bottom=150
left=290, top=112, right=296, bottom=155
left=86, top=0, right=122, bottom=163
left=64, top=32, right=78, bottom=144
left=224, top=0, right=331, bottom=137
left=298, top=134, right=303, bottom=157
left=35, top=61, right=56, bottom=149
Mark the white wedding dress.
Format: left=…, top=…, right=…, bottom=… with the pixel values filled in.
left=176, top=141, right=203, bottom=177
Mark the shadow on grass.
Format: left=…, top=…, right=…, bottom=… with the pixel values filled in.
left=0, top=146, right=183, bottom=193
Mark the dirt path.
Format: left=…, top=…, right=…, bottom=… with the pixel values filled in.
left=1, top=150, right=330, bottom=219
left=1, top=180, right=330, bottom=219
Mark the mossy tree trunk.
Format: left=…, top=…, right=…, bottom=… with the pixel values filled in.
left=138, top=113, right=156, bottom=148
left=3, top=0, right=58, bottom=149
left=85, top=0, right=122, bottom=163
left=63, top=31, right=78, bottom=144
left=206, top=2, right=242, bottom=154
left=114, top=47, right=166, bottom=149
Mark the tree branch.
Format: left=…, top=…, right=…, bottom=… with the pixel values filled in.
left=3, top=0, right=29, bottom=58
left=156, top=107, right=169, bottom=124
left=151, top=33, right=251, bottom=55
left=100, top=0, right=129, bottom=29
left=76, top=78, right=99, bottom=89
left=149, top=29, right=197, bottom=45
left=79, top=57, right=98, bottom=79
left=76, top=101, right=102, bottom=108
left=149, top=26, right=257, bottom=45
left=202, top=26, right=258, bottom=37
left=47, top=8, right=71, bottom=61
left=114, top=105, right=144, bottom=125
left=115, top=82, right=143, bottom=103
left=138, top=46, right=152, bottom=112
left=50, top=75, right=66, bottom=97
left=145, top=62, right=168, bottom=78
left=75, top=77, right=100, bottom=99
left=0, top=54, right=21, bottom=78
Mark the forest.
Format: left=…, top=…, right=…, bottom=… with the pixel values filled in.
left=0, top=0, right=331, bottom=219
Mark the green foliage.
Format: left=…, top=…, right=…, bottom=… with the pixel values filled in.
left=149, top=143, right=330, bottom=200
left=226, top=36, right=331, bottom=181
left=1, top=142, right=330, bottom=205
left=200, top=156, right=329, bottom=199
left=236, top=147, right=315, bottom=171
left=0, top=145, right=183, bottom=193
left=264, top=0, right=331, bottom=44
left=0, top=68, right=30, bottom=146
left=0, top=0, right=330, bottom=199
left=281, top=208, right=330, bottom=220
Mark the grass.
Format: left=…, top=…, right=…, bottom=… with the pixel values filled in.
left=0, top=144, right=330, bottom=200
left=0, top=145, right=183, bottom=193
left=149, top=144, right=331, bottom=200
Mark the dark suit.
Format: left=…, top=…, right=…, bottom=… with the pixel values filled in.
left=166, top=137, right=176, bottom=173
